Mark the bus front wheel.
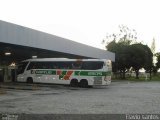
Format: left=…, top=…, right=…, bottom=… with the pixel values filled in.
left=27, top=77, right=33, bottom=83
left=79, top=79, right=88, bottom=88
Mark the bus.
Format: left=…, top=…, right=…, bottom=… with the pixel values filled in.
left=17, top=58, right=112, bottom=87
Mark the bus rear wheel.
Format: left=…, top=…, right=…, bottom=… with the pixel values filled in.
left=79, top=79, right=88, bottom=88
left=27, top=77, right=33, bottom=83
left=70, top=79, right=78, bottom=87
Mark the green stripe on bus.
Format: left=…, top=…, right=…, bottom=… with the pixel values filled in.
left=75, top=71, right=111, bottom=76
left=62, top=71, right=67, bottom=75
left=31, top=70, right=111, bottom=76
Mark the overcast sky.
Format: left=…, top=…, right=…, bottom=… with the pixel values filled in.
left=0, top=0, right=160, bottom=52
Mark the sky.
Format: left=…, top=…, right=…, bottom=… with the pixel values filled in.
left=0, top=0, right=160, bottom=52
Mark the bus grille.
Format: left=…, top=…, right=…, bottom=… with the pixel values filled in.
left=94, top=77, right=102, bottom=85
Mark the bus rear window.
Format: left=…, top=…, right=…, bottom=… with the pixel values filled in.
left=81, top=61, right=104, bottom=70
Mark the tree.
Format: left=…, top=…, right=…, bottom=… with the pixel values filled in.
left=151, top=38, right=155, bottom=54
left=129, top=44, right=153, bottom=79
left=107, top=41, right=130, bottom=79
left=107, top=41, right=118, bottom=73
left=143, top=45, right=153, bottom=80
left=128, top=44, right=145, bottom=79
left=156, top=52, right=160, bottom=70
left=104, top=25, right=153, bottom=79
left=103, top=25, right=137, bottom=46
left=105, top=25, right=137, bottom=79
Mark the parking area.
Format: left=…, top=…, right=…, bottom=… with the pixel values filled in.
left=0, top=81, right=160, bottom=114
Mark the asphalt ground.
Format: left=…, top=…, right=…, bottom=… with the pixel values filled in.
left=0, top=81, right=160, bottom=120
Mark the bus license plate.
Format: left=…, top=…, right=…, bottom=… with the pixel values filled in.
left=94, top=77, right=102, bottom=85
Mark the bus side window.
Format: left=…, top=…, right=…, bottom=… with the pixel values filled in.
left=72, top=62, right=82, bottom=69
left=63, top=62, right=72, bottom=69
left=52, top=62, right=57, bottom=69
left=67, top=62, right=73, bottom=69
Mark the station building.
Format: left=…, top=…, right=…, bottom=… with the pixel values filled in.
left=0, top=20, right=115, bottom=82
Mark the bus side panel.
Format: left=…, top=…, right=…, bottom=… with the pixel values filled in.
left=39, top=74, right=68, bottom=84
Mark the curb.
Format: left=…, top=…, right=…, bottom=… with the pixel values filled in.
left=0, top=85, right=40, bottom=90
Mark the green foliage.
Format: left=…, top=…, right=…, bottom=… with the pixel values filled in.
left=107, top=41, right=131, bottom=79
left=128, top=44, right=153, bottom=79
left=104, top=25, right=153, bottom=79
left=105, top=25, right=138, bottom=79
left=111, top=43, right=153, bottom=79
left=103, top=25, right=137, bottom=46
left=143, top=45, right=153, bottom=72
left=128, top=44, right=145, bottom=70
left=156, top=52, right=160, bottom=69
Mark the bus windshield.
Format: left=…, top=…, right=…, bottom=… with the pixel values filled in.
left=17, top=62, right=28, bottom=75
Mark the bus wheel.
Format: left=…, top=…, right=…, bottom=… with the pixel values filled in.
left=70, top=79, right=78, bottom=87
left=27, top=77, right=33, bottom=83
left=79, top=79, right=88, bottom=88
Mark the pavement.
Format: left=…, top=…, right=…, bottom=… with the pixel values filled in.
left=0, top=81, right=160, bottom=120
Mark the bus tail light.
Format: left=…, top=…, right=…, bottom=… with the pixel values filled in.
left=104, top=76, right=111, bottom=81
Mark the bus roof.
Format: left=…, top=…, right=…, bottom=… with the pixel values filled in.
left=22, top=58, right=109, bottom=62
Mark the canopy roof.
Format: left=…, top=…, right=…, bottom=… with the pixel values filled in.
left=0, top=20, right=115, bottom=64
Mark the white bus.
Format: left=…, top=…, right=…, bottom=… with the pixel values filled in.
left=17, top=58, right=112, bottom=87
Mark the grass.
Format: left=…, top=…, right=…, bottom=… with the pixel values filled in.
left=150, top=74, right=160, bottom=81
